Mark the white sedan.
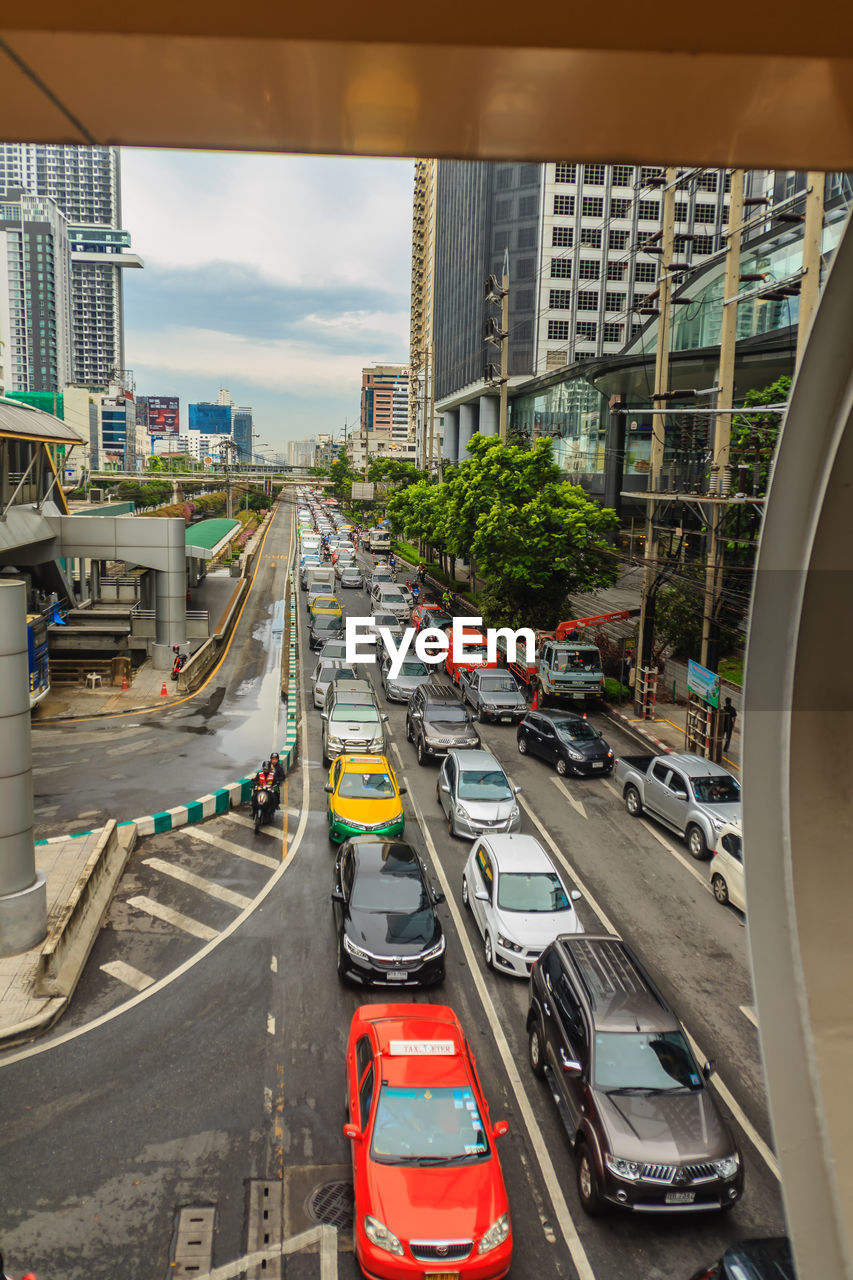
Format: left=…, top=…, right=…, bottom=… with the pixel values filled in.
left=461, top=833, right=582, bottom=977
left=311, top=658, right=359, bottom=709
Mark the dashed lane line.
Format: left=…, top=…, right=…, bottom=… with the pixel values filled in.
left=99, top=960, right=155, bottom=992
left=142, top=857, right=253, bottom=910
left=188, top=825, right=279, bottom=869
left=550, top=776, right=588, bottom=819
left=741, top=1004, right=759, bottom=1028
left=126, top=895, right=218, bottom=941
left=391, top=743, right=597, bottom=1280
left=600, top=778, right=710, bottom=891
left=515, top=792, right=781, bottom=1183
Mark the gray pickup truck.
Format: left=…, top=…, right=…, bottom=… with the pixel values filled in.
left=459, top=667, right=528, bottom=723
left=612, top=751, right=742, bottom=860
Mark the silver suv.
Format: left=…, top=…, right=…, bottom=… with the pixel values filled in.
left=321, top=682, right=388, bottom=762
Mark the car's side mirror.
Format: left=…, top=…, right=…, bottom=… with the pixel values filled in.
left=570, top=890, right=582, bottom=902
left=343, top=1123, right=362, bottom=1141
left=324, top=783, right=333, bottom=793
left=440, top=782, right=450, bottom=793
left=432, top=887, right=445, bottom=904
left=703, top=1059, right=716, bottom=1080
left=514, top=785, right=522, bottom=794
left=492, top=1120, right=509, bottom=1139
left=330, top=887, right=346, bottom=903
left=398, top=784, right=408, bottom=794
left=474, top=889, right=490, bottom=902
left=320, top=712, right=328, bottom=720
left=382, top=714, right=389, bottom=722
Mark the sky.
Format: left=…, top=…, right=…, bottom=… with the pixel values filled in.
left=120, top=149, right=414, bottom=456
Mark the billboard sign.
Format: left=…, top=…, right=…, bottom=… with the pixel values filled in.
left=140, top=395, right=180, bottom=435
left=687, top=659, right=720, bottom=709
left=351, top=481, right=375, bottom=500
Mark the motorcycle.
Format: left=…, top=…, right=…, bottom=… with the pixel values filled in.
left=171, top=644, right=188, bottom=681
left=252, top=784, right=275, bottom=833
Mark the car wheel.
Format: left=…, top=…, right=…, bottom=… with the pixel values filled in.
left=435, top=781, right=442, bottom=805
left=518, top=735, right=528, bottom=755
left=712, top=873, right=729, bottom=904
left=687, top=824, right=710, bottom=861
left=528, top=1023, right=546, bottom=1079
left=556, top=756, right=568, bottom=777
left=477, top=706, right=486, bottom=723
left=417, top=737, right=428, bottom=766
left=484, top=932, right=494, bottom=970
left=624, top=785, right=642, bottom=817
left=576, top=1143, right=604, bottom=1216
left=406, top=718, right=414, bottom=743
left=462, top=875, right=470, bottom=910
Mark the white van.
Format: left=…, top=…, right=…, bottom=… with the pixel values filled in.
left=304, top=566, right=336, bottom=598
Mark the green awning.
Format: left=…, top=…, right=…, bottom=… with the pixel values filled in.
left=185, top=518, right=241, bottom=559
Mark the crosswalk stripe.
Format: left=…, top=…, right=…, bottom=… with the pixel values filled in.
left=126, top=895, right=218, bottom=941
left=189, top=826, right=279, bottom=869
left=142, top=857, right=252, bottom=909
left=100, top=960, right=155, bottom=991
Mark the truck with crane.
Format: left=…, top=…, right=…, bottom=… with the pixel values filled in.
left=499, top=610, right=639, bottom=709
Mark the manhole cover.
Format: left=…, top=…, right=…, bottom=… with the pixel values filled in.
left=307, top=1179, right=354, bottom=1229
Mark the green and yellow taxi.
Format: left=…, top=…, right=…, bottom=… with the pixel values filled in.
left=325, top=754, right=406, bottom=844
left=309, top=594, right=343, bottom=619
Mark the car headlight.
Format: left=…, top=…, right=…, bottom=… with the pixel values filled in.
left=328, top=735, right=344, bottom=749
left=509, top=805, right=520, bottom=819
left=497, top=932, right=523, bottom=954
left=712, top=1153, right=740, bottom=1178
left=606, top=749, right=614, bottom=759
left=477, top=1213, right=510, bottom=1255
left=343, top=935, right=370, bottom=961
left=464, top=736, right=480, bottom=746
left=566, top=746, right=584, bottom=760
left=363, top=1215, right=404, bottom=1256
left=710, top=817, right=726, bottom=831
left=386, top=682, right=401, bottom=695
left=456, top=804, right=470, bottom=819
left=420, top=935, right=446, bottom=961
left=369, top=737, right=383, bottom=751
left=605, top=1154, right=642, bottom=1181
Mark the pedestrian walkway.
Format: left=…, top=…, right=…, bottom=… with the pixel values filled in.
left=0, top=826, right=132, bottom=1044
left=603, top=702, right=741, bottom=772
left=32, top=657, right=181, bottom=720
left=188, top=567, right=241, bottom=633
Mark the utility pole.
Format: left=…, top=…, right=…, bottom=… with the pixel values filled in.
left=700, top=169, right=745, bottom=672
left=634, top=167, right=677, bottom=717
left=219, top=437, right=237, bottom=518
left=796, top=173, right=826, bottom=363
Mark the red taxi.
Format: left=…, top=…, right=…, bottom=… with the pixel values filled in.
left=411, top=603, right=452, bottom=632
left=444, top=630, right=498, bottom=684
left=344, top=1004, right=512, bottom=1280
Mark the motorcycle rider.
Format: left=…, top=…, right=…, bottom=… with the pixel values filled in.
left=251, top=760, right=275, bottom=818
left=269, top=752, right=285, bottom=811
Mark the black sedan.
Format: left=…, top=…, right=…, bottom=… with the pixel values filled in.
left=688, top=1238, right=795, bottom=1280
left=309, top=613, right=345, bottom=651
left=516, top=709, right=614, bottom=777
left=331, top=838, right=446, bottom=986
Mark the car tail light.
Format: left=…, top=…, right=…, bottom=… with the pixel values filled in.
left=688, top=1267, right=720, bottom=1280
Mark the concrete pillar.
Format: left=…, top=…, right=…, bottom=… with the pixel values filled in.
left=91, top=558, right=100, bottom=602
left=152, top=518, right=188, bottom=669
left=442, top=409, right=460, bottom=464
left=478, top=395, right=500, bottom=438
left=0, top=580, right=46, bottom=956
left=458, top=401, right=479, bottom=458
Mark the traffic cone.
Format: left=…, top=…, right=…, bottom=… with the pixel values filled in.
left=160, top=681, right=168, bottom=697
left=121, top=674, right=129, bottom=692
left=531, top=689, right=539, bottom=710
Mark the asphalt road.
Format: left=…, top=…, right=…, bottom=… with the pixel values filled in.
left=0, top=505, right=786, bottom=1280
left=31, top=498, right=294, bottom=839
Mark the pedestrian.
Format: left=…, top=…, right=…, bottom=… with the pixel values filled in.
left=721, top=696, right=737, bottom=752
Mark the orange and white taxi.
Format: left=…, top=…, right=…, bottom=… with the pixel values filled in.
left=344, top=1003, right=512, bottom=1280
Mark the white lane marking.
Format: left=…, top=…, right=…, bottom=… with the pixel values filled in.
left=126, top=895, right=218, bottom=941
left=267, top=1014, right=276, bottom=1036
left=270, top=955, right=278, bottom=974
left=0, top=529, right=310, bottom=1070
left=391, top=743, right=596, bottom=1280
left=224, top=808, right=300, bottom=829
left=99, top=960, right=155, bottom=992
left=740, top=1004, right=759, bottom=1028
left=143, top=857, right=253, bottom=910
left=189, top=826, right=279, bottom=869
left=550, top=776, right=588, bottom=819
left=515, top=792, right=780, bottom=1182
left=602, top=779, right=620, bottom=800
left=600, top=777, right=709, bottom=891
left=263, top=1086, right=273, bottom=1114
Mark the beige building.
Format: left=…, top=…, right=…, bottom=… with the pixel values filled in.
left=409, top=159, right=441, bottom=469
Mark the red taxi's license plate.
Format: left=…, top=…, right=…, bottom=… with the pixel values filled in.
left=424, top=1274, right=460, bottom=1280
left=665, top=1191, right=695, bottom=1204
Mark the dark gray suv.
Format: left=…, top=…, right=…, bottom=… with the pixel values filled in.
left=527, top=934, right=743, bottom=1215
left=405, top=679, right=480, bottom=765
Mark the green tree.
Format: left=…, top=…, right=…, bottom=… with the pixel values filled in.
left=328, top=448, right=355, bottom=500
left=654, top=582, right=704, bottom=658
left=367, top=458, right=428, bottom=488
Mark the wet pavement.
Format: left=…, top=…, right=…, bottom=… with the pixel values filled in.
left=31, top=500, right=294, bottom=839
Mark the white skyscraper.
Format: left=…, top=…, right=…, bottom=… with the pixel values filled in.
left=0, top=191, right=73, bottom=394
left=0, top=144, right=142, bottom=385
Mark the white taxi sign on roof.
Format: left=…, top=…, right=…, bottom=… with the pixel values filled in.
left=388, top=1040, right=456, bottom=1056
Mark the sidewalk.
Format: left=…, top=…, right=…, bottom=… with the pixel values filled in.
left=0, top=823, right=136, bottom=1046
left=603, top=701, right=741, bottom=773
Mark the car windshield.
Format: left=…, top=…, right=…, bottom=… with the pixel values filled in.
left=692, top=776, right=741, bottom=804
left=477, top=677, right=519, bottom=694
left=331, top=704, right=380, bottom=724
left=374, top=614, right=399, bottom=629
left=379, top=592, right=406, bottom=604
left=422, top=610, right=451, bottom=627
left=554, top=720, right=600, bottom=742
left=394, top=660, right=428, bottom=679
left=552, top=647, right=600, bottom=673
left=458, top=648, right=488, bottom=665
left=426, top=705, right=468, bottom=723
left=457, top=768, right=512, bottom=801
left=321, top=642, right=347, bottom=660
left=351, top=866, right=428, bottom=912
left=593, top=1030, right=703, bottom=1092
left=329, top=667, right=358, bottom=683
left=497, top=871, right=570, bottom=912
left=314, top=616, right=343, bottom=632
left=313, top=597, right=338, bottom=610
left=371, top=1084, right=491, bottom=1165
left=338, top=771, right=396, bottom=799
